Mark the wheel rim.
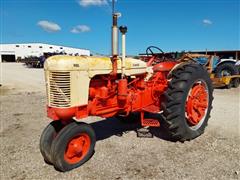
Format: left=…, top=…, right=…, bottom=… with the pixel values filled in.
left=64, top=133, right=91, bottom=164
left=185, top=80, right=209, bottom=129
left=221, top=69, right=231, bottom=77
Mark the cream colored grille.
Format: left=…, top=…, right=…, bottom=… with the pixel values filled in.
left=49, top=72, right=71, bottom=107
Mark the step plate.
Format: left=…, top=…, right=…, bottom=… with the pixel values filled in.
left=141, top=118, right=160, bottom=127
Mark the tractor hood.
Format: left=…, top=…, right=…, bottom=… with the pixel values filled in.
left=44, top=55, right=147, bottom=72
left=44, top=55, right=147, bottom=108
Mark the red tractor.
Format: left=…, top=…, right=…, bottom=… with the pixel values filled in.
left=40, top=13, right=213, bottom=172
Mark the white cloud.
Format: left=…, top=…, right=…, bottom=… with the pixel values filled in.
left=71, top=25, right=91, bottom=33
left=78, top=0, right=108, bottom=7
left=37, top=20, right=61, bottom=32
left=203, top=19, right=213, bottom=25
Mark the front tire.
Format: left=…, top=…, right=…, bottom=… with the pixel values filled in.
left=51, top=121, right=96, bottom=172
left=161, top=63, right=213, bottom=142
left=40, top=121, right=63, bottom=164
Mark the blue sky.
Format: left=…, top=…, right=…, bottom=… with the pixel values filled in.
left=0, top=0, right=239, bottom=55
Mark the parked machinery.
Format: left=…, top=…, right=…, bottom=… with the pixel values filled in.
left=178, top=53, right=240, bottom=88
left=40, top=11, right=213, bottom=172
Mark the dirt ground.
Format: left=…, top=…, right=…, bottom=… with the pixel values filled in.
left=0, top=63, right=240, bottom=180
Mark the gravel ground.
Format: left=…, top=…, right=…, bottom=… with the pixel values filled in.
left=0, top=63, right=240, bottom=180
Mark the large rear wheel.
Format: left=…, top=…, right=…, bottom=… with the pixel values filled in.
left=161, top=63, right=213, bottom=142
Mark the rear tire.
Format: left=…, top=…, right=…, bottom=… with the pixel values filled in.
left=215, top=62, right=238, bottom=78
left=51, top=121, right=96, bottom=172
left=161, top=63, right=213, bottom=142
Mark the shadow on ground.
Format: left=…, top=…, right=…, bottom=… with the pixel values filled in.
left=90, top=113, right=174, bottom=142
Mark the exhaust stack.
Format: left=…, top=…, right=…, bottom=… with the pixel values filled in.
left=111, top=12, right=121, bottom=76
left=119, top=26, right=127, bottom=79
left=112, top=13, right=119, bottom=56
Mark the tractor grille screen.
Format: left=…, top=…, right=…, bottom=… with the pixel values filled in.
left=49, top=72, right=71, bottom=107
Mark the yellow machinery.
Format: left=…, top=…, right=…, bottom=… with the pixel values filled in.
left=211, top=74, right=240, bottom=88
left=179, top=53, right=240, bottom=88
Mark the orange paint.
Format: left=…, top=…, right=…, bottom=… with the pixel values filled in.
left=153, top=61, right=177, bottom=72
left=47, top=64, right=175, bottom=127
left=64, top=133, right=91, bottom=164
left=186, top=83, right=208, bottom=126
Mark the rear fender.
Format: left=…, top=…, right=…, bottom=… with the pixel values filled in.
left=167, top=62, right=189, bottom=79
left=153, top=61, right=178, bottom=72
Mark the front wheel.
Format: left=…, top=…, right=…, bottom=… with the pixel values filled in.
left=232, top=78, right=240, bottom=88
left=40, top=121, right=63, bottom=164
left=51, top=121, right=96, bottom=172
left=161, top=63, right=213, bottom=142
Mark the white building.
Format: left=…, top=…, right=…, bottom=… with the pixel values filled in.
left=0, top=43, right=90, bottom=62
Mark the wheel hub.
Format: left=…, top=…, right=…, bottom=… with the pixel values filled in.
left=186, top=82, right=208, bottom=126
left=64, top=133, right=90, bottom=164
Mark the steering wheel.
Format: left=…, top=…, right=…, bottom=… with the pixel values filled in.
left=146, top=46, right=164, bottom=56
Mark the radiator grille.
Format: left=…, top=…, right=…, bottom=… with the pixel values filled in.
left=49, top=72, right=71, bottom=107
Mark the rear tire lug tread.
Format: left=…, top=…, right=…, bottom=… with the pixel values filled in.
left=161, top=63, right=213, bottom=142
